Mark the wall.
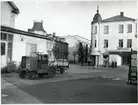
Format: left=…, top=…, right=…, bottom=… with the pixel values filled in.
left=109, top=54, right=122, bottom=66
left=91, top=20, right=137, bottom=66
left=1, top=2, right=16, bottom=27
left=61, top=35, right=91, bottom=62
left=12, top=34, right=48, bottom=64
left=99, top=21, right=137, bottom=52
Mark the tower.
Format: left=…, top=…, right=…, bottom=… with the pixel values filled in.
left=90, top=6, right=102, bottom=66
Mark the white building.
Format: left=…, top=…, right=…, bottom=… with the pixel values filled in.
left=1, top=1, right=20, bottom=67
left=90, top=8, right=137, bottom=66
left=61, top=35, right=91, bottom=63
left=1, top=1, right=67, bottom=68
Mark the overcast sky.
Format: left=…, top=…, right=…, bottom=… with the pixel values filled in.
left=14, top=0, right=137, bottom=39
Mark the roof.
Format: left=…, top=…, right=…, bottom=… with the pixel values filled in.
left=1, top=25, right=68, bottom=45
left=92, top=12, right=102, bottom=24
left=1, top=25, right=51, bottom=40
left=102, top=15, right=135, bottom=23
left=8, top=1, right=20, bottom=14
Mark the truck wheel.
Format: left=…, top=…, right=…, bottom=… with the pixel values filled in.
left=47, top=68, right=56, bottom=78
left=29, top=71, right=37, bottom=80
left=19, top=71, right=26, bottom=78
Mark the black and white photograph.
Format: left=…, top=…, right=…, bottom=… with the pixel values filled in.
left=1, top=0, right=137, bottom=104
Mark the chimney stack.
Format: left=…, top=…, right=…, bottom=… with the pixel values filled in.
left=120, top=12, right=124, bottom=17
left=53, top=32, right=56, bottom=37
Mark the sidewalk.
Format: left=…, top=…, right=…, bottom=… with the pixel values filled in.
left=1, top=78, right=43, bottom=104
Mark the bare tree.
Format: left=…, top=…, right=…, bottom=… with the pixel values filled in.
left=72, top=51, right=77, bottom=63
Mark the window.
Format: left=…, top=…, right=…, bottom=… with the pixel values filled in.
left=127, top=39, right=132, bottom=48
left=104, top=26, right=109, bottom=34
left=8, top=42, right=12, bottom=61
left=1, top=33, right=7, bottom=40
left=95, top=40, right=97, bottom=48
left=26, top=43, right=37, bottom=56
left=104, top=40, right=108, bottom=48
left=127, top=24, right=132, bottom=33
left=8, top=34, right=13, bottom=41
left=1, top=42, right=6, bottom=55
left=119, top=25, right=124, bottom=33
left=95, top=26, right=97, bottom=34
left=119, top=39, right=123, bottom=48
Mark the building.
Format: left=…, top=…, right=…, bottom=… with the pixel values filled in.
left=1, top=1, right=20, bottom=67
left=90, top=7, right=137, bottom=67
left=1, top=1, right=68, bottom=68
left=61, top=35, right=91, bottom=63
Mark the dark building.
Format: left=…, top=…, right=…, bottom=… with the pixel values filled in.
left=53, top=35, right=68, bottom=60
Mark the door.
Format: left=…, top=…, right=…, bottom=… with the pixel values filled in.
left=26, top=43, right=37, bottom=56
left=1, top=41, right=7, bottom=67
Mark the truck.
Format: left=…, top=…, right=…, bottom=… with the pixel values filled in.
left=18, top=52, right=69, bottom=79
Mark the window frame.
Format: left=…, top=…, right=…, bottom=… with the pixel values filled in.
left=1, top=42, right=6, bottom=56
left=95, top=40, right=97, bottom=48
left=104, top=39, right=108, bottom=48
left=118, top=24, right=124, bottom=33
left=95, top=26, right=97, bottom=34
left=104, top=25, right=109, bottom=34
left=127, top=24, right=132, bottom=33
left=127, top=39, right=132, bottom=48
left=119, top=39, right=123, bottom=48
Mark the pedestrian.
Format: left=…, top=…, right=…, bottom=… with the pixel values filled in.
left=115, top=60, right=117, bottom=67
left=112, top=60, right=114, bottom=68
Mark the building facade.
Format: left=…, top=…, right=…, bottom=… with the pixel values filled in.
left=61, top=35, right=91, bottom=63
left=1, top=1, right=20, bottom=67
left=1, top=1, right=68, bottom=68
left=90, top=8, right=137, bottom=66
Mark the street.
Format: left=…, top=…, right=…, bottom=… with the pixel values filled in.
left=1, top=64, right=137, bottom=103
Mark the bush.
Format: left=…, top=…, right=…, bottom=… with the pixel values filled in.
left=1, top=61, right=18, bottom=74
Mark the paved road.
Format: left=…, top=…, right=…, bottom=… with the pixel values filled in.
left=2, top=64, right=135, bottom=104
left=2, top=77, right=137, bottom=103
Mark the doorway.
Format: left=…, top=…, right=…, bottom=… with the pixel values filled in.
left=1, top=41, right=7, bottom=67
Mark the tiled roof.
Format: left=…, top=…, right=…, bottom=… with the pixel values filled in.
left=102, top=15, right=135, bottom=23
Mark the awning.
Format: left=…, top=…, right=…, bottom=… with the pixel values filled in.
left=109, top=48, right=131, bottom=53
left=90, top=52, right=101, bottom=55
left=102, top=51, right=109, bottom=56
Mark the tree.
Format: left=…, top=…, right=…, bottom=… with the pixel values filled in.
left=72, top=51, right=77, bottom=63
left=52, top=44, right=60, bottom=60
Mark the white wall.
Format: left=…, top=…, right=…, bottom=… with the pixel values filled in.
left=1, top=2, right=16, bottom=27
left=99, top=21, right=137, bottom=52
left=12, top=34, right=49, bottom=64
left=109, top=54, right=122, bottom=66
left=61, top=35, right=91, bottom=62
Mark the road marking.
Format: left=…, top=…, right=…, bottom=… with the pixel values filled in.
left=113, top=78, right=121, bottom=80
left=2, top=94, right=8, bottom=97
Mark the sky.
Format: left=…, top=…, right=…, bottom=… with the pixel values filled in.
left=14, top=0, right=137, bottom=40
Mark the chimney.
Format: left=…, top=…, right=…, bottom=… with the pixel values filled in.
left=53, top=32, right=56, bottom=37
left=29, top=20, right=46, bottom=33
left=120, top=12, right=124, bottom=17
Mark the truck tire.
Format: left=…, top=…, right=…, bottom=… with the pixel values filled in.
left=28, top=71, right=37, bottom=80
left=47, top=68, right=56, bottom=78
left=19, top=71, right=26, bottom=78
